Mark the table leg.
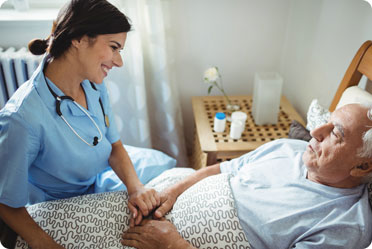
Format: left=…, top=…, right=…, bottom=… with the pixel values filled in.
left=206, top=152, right=217, bottom=166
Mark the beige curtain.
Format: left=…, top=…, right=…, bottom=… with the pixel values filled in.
left=106, top=0, right=188, bottom=167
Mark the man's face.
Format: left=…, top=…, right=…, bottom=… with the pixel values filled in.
left=302, top=104, right=372, bottom=188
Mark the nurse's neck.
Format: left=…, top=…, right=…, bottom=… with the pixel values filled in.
left=44, top=55, right=85, bottom=100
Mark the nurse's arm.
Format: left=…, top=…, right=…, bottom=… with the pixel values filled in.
left=108, top=140, right=160, bottom=222
left=109, top=140, right=143, bottom=191
left=0, top=203, right=64, bottom=249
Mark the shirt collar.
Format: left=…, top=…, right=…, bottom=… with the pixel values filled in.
left=34, top=54, right=102, bottom=118
left=33, top=54, right=60, bottom=115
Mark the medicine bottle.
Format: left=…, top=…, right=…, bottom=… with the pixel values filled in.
left=230, top=120, right=244, bottom=139
left=213, top=112, right=226, bottom=132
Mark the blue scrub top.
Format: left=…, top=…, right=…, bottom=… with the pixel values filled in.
left=0, top=55, right=121, bottom=208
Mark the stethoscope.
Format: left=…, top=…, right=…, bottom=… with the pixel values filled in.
left=44, top=75, right=109, bottom=147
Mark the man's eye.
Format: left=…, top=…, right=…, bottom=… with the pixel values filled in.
left=111, top=46, right=118, bottom=51
left=331, top=130, right=342, bottom=142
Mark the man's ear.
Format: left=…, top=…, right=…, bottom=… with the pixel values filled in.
left=350, top=161, right=372, bottom=177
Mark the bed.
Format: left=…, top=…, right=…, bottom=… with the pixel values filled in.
left=2, top=40, right=372, bottom=249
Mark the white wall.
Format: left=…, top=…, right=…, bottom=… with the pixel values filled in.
left=281, top=0, right=372, bottom=119
left=0, top=19, right=51, bottom=48
left=166, top=0, right=292, bottom=150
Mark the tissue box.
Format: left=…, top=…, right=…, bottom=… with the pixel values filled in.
left=252, top=72, right=283, bottom=125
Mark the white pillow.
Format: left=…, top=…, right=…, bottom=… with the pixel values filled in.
left=306, top=99, right=330, bottom=131
left=336, top=86, right=372, bottom=109
left=307, top=87, right=372, bottom=132
left=163, top=173, right=251, bottom=248
left=15, top=169, right=251, bottom=249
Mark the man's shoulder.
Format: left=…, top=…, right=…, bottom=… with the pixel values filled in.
left=261, top=138, right=308, bottom=153
left=240, top=138, right=308, bottom=164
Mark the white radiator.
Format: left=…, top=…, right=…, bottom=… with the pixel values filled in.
left=0, top=47, right=42, bottom=109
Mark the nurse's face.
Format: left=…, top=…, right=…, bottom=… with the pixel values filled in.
left=75, top=32, right=127, bottom=84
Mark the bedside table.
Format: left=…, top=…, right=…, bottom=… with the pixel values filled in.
left=190, top=95, right=305, bottom=169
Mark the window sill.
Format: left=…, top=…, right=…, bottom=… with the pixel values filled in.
left=0, top=8, right=58, bottom=22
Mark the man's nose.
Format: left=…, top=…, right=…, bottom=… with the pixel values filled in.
left=310, top=122, right=333, bottom=142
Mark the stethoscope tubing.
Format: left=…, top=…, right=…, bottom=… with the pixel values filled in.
left=58, top=98, right=103, bottom=147
left=45, top=77, right=105, bottom=147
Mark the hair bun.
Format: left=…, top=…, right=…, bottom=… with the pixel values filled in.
left=28, top=38, right=48, bottom=55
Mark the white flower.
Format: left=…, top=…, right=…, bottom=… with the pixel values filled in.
left=202, top=66, right=232, bottom=105
left=204, top=67, right=220, bottom=83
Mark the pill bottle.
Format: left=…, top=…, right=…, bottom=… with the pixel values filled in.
left=231, top=111, right=248, bottom=125
left=213, top=112, right=226, bottom=132
left=230, top=120, right=244, bottom=139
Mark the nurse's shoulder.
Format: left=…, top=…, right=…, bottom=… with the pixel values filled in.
left=0, top=79, right=44, bottom=134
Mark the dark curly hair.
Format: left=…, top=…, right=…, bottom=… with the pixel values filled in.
left=28, top=0, right=131, bottom=59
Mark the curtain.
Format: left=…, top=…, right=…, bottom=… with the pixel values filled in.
left=106, top=0, right=188, bottom=167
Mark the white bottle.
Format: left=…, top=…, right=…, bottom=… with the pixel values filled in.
left=213, top=112, right=226, bottom=132
left=230, top=120, right=244, bottom=139
left=231, top=111, right=248, bottom=125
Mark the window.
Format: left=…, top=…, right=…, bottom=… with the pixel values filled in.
left=28, top=0, right=68, bottom=8
left=1, top=0, right=67, bottom=10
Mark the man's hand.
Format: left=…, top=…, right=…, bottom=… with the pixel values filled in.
left=153, top=187, right=179, bottom=218
left=128, top=185, right=160, bottom=226
left=121, top=218, right=194, bottom=249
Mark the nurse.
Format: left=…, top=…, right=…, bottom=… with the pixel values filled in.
left=0, top=0, right=160, bottom=248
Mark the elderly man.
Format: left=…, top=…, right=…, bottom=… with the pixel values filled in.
left=122, top=103, right=372, bottom=249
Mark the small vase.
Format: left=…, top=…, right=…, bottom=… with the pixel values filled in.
left=225, top=101, right=240, bottom=122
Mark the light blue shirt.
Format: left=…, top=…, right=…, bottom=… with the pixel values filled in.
left=0, top=55, right=121, bottom=208
left=221, top=139, right=372, bottom=249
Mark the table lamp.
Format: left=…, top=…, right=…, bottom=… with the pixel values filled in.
left=252, top=72, right=283, bottom=125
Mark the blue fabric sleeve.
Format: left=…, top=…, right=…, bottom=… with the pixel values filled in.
left=293, top=227, right=364, bottom=249
left=97, top=82, right=120, bottom=144
left=0, top=112, right=40, bottom=207
left=220, top=140, right=283, bottom=175
left=220, top=139, right=309, bottom=176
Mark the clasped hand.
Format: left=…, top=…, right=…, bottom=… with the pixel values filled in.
left=127, top=185, right=178, bottom=227
left=123, top=186, right=186, bottom=249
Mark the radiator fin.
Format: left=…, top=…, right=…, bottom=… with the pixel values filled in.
left=0, top=47, right=41, bottom=109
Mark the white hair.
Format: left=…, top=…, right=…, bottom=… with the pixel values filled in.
left=357, top=102, right=372, bottom=158
left=353, top=102, right=372, bottom=183
left=358, top=129, right=372, bottom=158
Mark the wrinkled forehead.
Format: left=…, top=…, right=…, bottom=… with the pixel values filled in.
left=333, top=104, right=372, bottom=137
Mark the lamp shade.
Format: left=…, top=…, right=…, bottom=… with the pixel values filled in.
left=252, top=72, right=283, bottom=125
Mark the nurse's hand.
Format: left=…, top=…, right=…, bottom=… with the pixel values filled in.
left=128, top=185, right=160, bottom=226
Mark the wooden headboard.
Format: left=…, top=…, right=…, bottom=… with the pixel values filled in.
left=329, top=40, right=372, bottom=111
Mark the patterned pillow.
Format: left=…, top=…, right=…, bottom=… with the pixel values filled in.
left=288, top=120, right=311, bottom=142
left=164, top=174, right=250, bottom=248
left=15, top=168, right=250, bottom=249
left=306, top=99, right=330, bottom=131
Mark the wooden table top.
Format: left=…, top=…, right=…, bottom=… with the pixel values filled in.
left=192, top=95, right=305, bottom=153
